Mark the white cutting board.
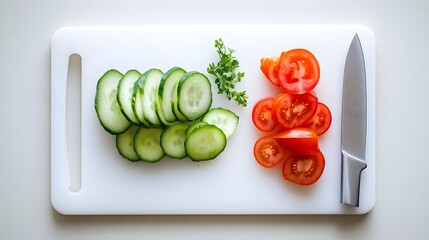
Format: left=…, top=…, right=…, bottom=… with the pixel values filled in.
left=51, top=25, right=376, bottom=215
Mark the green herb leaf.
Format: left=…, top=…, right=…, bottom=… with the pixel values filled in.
left=207, top=38, right=248, bottom=107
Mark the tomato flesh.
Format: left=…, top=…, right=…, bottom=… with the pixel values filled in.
left=252, top=98, right=277, bottom=133
left=272, top=92, right=318, bottom=129
left=282, top=149, right=325, bottom=186
left=260, top=57, right=279, bottom=86
left=277, top=49, right=320, bottom=94
left=254, top=135, right=291, bottom=168
left=273, top=128, right=318, bottom=154
left=304, top=103, right=332, bottom=136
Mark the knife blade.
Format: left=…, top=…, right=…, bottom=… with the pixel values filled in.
left=341, top=34, right=368, bottom=207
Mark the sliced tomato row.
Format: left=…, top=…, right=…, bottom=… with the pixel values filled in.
left=252, top=94, right=332, bottom=136
left=253, top=49, right=332, bottom=186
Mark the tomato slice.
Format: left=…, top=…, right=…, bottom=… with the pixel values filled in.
left=272, top=92, right=318, bottom=129
left=282, top=149, right=325, bottom=185
left=273, top=128, right=318, bottom=154
left=304, top=103, right=332, bottom=136
left=260, top=57, right=279, bottom=86
left=254, top=135, right=291, bottom=168
left=252, top=98, right=277, bottom=133
left=277, top=49, right=320, bottom=94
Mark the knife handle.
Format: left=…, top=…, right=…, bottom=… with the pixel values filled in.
left=341, top=152, right=367, bottom=207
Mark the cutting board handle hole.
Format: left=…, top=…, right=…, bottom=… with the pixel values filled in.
left=66, top=53, right=82, bottom=193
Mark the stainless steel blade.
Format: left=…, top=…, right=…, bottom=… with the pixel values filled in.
left=341, top=34, right=368, bottom=207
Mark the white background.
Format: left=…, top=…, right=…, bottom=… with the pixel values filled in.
left=1, top=0, right=428, bottom=239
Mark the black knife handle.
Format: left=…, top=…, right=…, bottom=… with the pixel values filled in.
left=341, top=152, right=367, bottom=207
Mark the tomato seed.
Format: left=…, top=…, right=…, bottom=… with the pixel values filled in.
left=293, top=158, right=315, bottom=176
left=262, top=144, right=277, bottom=159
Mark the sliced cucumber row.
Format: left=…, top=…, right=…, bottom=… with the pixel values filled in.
left=115, top=121, right=228, bottom=162
left=96, top=67, right=213, bottom=133
left=95, top=67, right=238, bottom=163
left=113, top=108, right=238, bottom=163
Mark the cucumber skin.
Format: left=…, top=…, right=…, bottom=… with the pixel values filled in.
left=94, top=69, right=131, bottom=135
left=185, top=121, right=208, bottom=137
left=156, top=106, right=177, bottom=127
left=158, top=66, right=186, bottom=101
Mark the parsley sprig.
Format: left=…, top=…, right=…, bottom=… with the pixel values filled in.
left=207, top=38, right=248, bottom=107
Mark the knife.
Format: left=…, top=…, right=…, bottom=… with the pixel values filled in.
left=341, top=34, right=367, bottom=207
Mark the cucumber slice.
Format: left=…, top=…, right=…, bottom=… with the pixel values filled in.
left=172, top=80, right=189, bottom=122
left=178, top=71, right=212, bottom=120
left=117, top=69, right=141, bottom=125
left=116, top=125, right=140, bottom=162
left=95, top=69, right=131, bottom=134
left=202, top=108, right=239, bottom=138
left=156, top=105, right=177, bottom=127
left=185, top=121, right=208, bottom=137
left=185, top=125, right=226, bottom=161
left=157, top=67, right=186, bottom=124
left=160, top=123, right=188, bottom=159
left=133, top=127, right=165, bottom=163
left=136, top=69, right=164, bottom=127
left=132, top=78, right=151, bottom=127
